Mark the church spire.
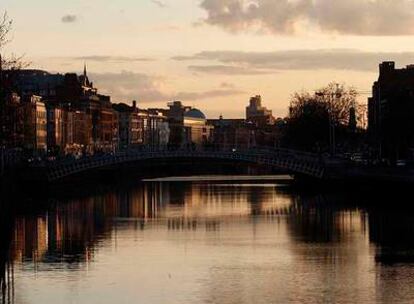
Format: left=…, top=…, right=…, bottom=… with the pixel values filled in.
left=83, top=63, right=88, bottom=86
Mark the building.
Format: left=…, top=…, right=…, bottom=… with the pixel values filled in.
left=56, top=65, right=118, bottom=153
left=113, top=101, right=141, bottom=150
left=47, top=106, right=65, bottom=155
left=209, top=115, right=286, bottom=149
left=3, top=69, right=64, bottom=102
left=95, top=96, right=118, bottom=153
left=183, top=109, right=213, bottom=148
left=246, top=95, right=275, bottom=126
left=146, top=110, right=170, bottom=149
left=46, top=104, right=94, bottom=156
left=22, top=95, right=47, bottom=154
left=167, top=101, right=187, bottom=147
left=368, top=61, right=414, bottom=161
left=208, top=117, right=256, bottom=150
left=112, top=102, right=170, bottom=150
left=166, top=101, right=212, bottom=149
left=1, top=93, right=24, bottom=148
left=71, top=110, right=93, bottom=155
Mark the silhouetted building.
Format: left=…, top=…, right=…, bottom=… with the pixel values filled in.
left=2, top=69, right=64, bottom=101
left=56, top=66, right=118, bottom=153
left=113, top=101, right=141, bottom=149
left=1, top=93, right=24, bottom=148
left=208, top=117, right=255, bottom=149
left=246, top=95, right=275, bottom=126
left=209, top=115, right=285, bottom=149
left=368, top=61, right=414, bottom=161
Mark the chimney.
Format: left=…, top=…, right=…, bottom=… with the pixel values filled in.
left=132, top=100, right=137, bottom=109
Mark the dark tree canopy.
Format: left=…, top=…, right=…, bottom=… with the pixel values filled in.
left=284, top=82, right=364, bottom=152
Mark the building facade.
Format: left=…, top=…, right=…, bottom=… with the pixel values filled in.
left=113, top=102, right=141, bottom=150
left=47, top=106, right=65, bottom=155
left=166, top=101, right=212, bottom=149
left=22, top=95, right=47, bottom=154
left=183, top=109, right=213, bottom=148
left=56, top=66, right=119, bottom=154
left=1, top=93, right=24, bottom=148
left=145, top=110, right=170, bottom=149
left=368, top=61, right=414, bottom=161
left=246, top=95, right=275, bottom=126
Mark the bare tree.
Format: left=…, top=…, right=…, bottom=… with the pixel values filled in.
left=314, top=82, right=359, bottom=126
left=0, top=12, right=13, bottom=67
left=0, top=12, right=12, bottom=45
left=285, top=82, right=366, bottom=151
left=0, top=11, right=28, bottom=148
left=290, top=82, right=364, bottom=127
left=0, top=11, right=28, bottom=70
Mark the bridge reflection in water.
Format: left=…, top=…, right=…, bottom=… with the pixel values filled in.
left=1, top=179, right=414, bottom=303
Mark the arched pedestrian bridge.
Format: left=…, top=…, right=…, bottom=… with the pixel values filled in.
left=40, top=148, right=327, bottom=182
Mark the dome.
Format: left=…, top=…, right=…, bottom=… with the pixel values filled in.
left=184, top=108, right=206, bottom=120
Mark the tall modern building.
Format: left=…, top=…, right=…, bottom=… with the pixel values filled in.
left=368, top=61, right=414, bottom=161
left=246, top=95, right=275, bottom=126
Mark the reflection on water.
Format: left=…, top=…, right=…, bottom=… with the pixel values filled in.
left=1, top=178, right=414, bottom=303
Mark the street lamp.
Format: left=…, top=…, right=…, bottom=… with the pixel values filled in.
left=316, top=86, right=342, bottom=156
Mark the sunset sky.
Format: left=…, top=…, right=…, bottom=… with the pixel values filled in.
left=4, top=0, right=414, bottom=118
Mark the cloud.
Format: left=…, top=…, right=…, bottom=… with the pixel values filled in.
left=173, top=89, right=245, bottom=100
left=173, top=49, right=414, bottom=72
left=189, top=64, right=273, bottom=75
left=61, top=15, right=77, bottom=23
left=73, top=56, right=154, bottom=63
left=220, top=82, right=235, bottom=88
left=90, top=71, right=244, bottom=103
left=199, top=0, right=414, bottom=36
left=151, top=0, right=167, bottom=8
left=91, top=71, right=167, bottom=102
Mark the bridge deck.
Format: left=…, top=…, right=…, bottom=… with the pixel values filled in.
left=29, top=148, right=326, bottom=182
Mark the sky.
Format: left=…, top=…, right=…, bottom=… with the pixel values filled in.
left=4, top=0, right=414, bottom=118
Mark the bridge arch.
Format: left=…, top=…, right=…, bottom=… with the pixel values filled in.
left=42, top=149, right=325, bottom=183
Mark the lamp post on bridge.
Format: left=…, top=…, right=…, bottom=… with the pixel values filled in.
left=316, top=84, right=342, bottom=156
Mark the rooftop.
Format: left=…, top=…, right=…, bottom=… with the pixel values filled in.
left=184, top=108, right=206, bottom=120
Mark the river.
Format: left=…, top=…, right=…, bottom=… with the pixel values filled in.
left=1, top=176, right=414, bottom=304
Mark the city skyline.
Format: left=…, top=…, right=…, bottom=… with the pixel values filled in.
left=4, top=3, right=414, bottom=303
left=5, top=0, right=414, bottom=118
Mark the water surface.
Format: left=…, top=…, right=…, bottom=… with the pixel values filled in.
left=1, top=176, right=414, bottom=304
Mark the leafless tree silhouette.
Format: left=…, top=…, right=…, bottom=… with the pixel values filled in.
left=0, top=11, right=29, bottom=70
left=285, top=82, right=365, bottom=151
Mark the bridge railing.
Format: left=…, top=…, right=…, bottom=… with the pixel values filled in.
left=40, top=145, right=328, bottom=182
left=40, top=145, right=323, bottom=171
